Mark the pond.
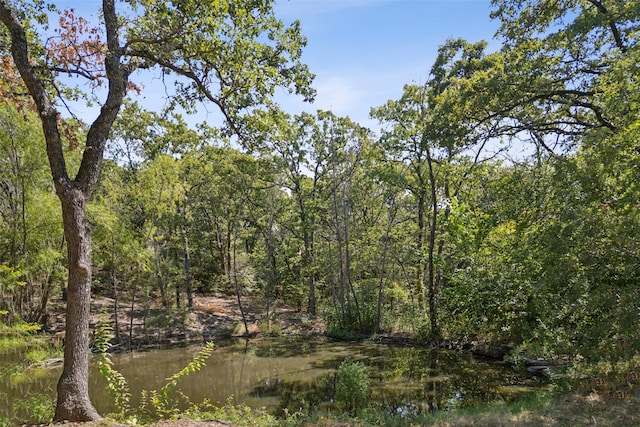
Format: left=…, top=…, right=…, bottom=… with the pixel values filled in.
left=1, top=337, right=547, bottom=423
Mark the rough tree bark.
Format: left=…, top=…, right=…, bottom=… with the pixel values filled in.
left=55, top=188, right=100, bottom=421
left=0, top=0, right=128, bottom=421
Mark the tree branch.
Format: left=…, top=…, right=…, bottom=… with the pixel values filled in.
left=76, top=0, right=130, bottom=196
left=586, top=0, right=627, bottom=53
left=128, top=50, right=248, bottom=144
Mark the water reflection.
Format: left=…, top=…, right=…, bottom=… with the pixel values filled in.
left=2, top=337, right=546, bottom=422
left=93, top=338, right=544, bottom=417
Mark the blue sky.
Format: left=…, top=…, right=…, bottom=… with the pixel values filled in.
left=273, top=0, right=500, bottom=126
left=54, top=0, right=500, bottom=129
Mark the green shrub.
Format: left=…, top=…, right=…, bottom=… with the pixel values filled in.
left=335, top=358, right=369, bottom=416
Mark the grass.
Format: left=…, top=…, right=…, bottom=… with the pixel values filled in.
left=423, top=392, right=640, bottom=427
left=184, top=398, right=278, bottom=427
left=3, top=390, right=635, bottom=427
left=10, top=394, right=55, bottom=424
left=43, top=390, right=636, bottom=427
left=0, top=335, right=30, bottom=353
left=0, top=321, right=50, bottom=354
left=267, top=390, right=640, bottom=427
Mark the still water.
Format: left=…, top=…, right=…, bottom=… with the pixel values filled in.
left=2, top=337, right=546, bottom=422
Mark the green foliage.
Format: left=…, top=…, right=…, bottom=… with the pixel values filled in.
left=0, top=322, right=51, bottom=364
left=94, top=315, right=131, bottom=417
left=186, top=396, right=277, bottom=427
left=11, top=394, right=54, bottom=424
left=0, top=324, right=60, bottom=425
left=325, top=300, right=362, bottom=337
left=335, top=358, right=369, bottom=416
left=124, top=0, right=315, bottom=127
left=139, top=341, right=215, bottom=421
left=0, top=321, right=41, bottom=337
left=3, top=6, right=639, bottom=423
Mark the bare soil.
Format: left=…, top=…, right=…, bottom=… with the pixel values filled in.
left=46, top=294, right=325, bottom=351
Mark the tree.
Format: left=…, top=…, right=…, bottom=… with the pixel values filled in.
left=0, top=2, right=127, bottom=419
left=313, top=112, right=371, bottom=332
left=255, top=110, right=331, bottom=315
left=423, top=0, right=640, bottom=358
left=0, top=0, right=313, bottom=420
left=487, top=0, right=639, bottom=150
left=372, top=39, right=499, bottom=339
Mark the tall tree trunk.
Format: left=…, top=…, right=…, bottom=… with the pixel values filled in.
left=376, top=198, right=396, bottom=334
left=129, top=282, right=136, bottom=348
left=264, top=191, right=279, bottom=331
left=153, top=242, right=168, bottom=307
left=226, top=220, right=232, bottom=278
left=434, top=179, right=451, bottom=326
left=302, top=230, right=316, bottom=316
left=182, top=226, right=193, bottom=309
left=426, top=149, right=440, bottom=340
left=19, top=170, right=27, bottom=257
left=307, top=235, right=317, bottom=316
left=326, top=237, right=339, bottom=319
left=296, top=193, right=317, bottom=316
left=215, top=220, right=227, bottom=276
left=202, top=207, right=226, bottom=276
left=343, top=195, right=362, bottom=332
left=54, top=189, right=100, bottom=421
left=111, top=235, right=120, bottom=343
left=331, top=185, right=346, bottom=327
left=415, top=190, right=427, bottom=310
left=232, top=223, right=249, bottom=336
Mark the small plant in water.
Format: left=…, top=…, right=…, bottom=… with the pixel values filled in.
left=335, top=358, right=369, bottom=416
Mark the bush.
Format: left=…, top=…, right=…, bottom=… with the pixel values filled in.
left=335, top=358, right=369, bottom=416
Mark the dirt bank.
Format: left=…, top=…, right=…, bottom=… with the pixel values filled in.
left=46, top=294, right=325, bottom=351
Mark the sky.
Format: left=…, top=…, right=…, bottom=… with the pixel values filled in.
left=54, top=0, right=501, bottom=130
left=272, top=0, right=500, bottom=127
